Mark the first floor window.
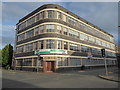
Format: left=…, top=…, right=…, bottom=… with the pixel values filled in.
left=46, top=40, right=55, bottom=49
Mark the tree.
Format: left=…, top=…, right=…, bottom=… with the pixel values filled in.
left=2, top=44, right=13, bottom=68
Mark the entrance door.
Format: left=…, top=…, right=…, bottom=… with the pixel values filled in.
left=47, top=61, right=54, bottom=71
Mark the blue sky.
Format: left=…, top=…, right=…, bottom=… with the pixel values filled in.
left=1, top=2, right=118, bottom=49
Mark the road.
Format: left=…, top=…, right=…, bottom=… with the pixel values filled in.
left=2, top=67, right=119, bottom=88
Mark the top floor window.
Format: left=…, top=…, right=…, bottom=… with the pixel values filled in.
left=63, top=14, right=67, bottom=22
left=46, top=24, right=55, bottom=32
left=57, top=11, right=62, bottom=19
left=36, top=14, right=40, bottom=22
left=19, top=22, right=26, bottom=30
left=40, top=11, right=44, bottom=19
left=68, top=17, right=77, bottom=26
left=80, top=23, right=86, bottom=30
left=27, top=17, right=35, bottom=26
left=47, top=10, right=54, bottom=18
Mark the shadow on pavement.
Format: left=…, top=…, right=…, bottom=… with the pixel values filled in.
left=2, top=78, right=41, bottom=88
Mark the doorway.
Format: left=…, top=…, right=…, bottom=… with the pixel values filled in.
left=46, top=61, right=54, bottom=72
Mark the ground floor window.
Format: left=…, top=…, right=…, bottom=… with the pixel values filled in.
left=57, top=57, right=62, bottom=67
left=64, top=57, right=68, bottom=66
left=23, top=58, right=32, bottom=66
left=70, top=58, right=80, bottom=66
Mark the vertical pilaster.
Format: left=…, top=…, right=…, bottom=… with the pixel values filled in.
left=80, top=58, right=82, bottom=65
left=54, top=24, right=57, bottom=33
left=68, top=42, right=70, bottom=50
left=32, top=58, right=34, bottom=67
left=44, top=40, right=46, bottom=49
left=62, top=41, right=64, bottom=50
left=68, top=57, right=70, bottom=66
left=44, top=24, right=46, bottom=33
left=44, top=11, right=47, bottom=19
left=61, top=26, right=64, bottom=35
left=62, top=57, right=64, bottom=66
left=55, top=40, right=57, bottom=49
left=54, top=11, right=57, bottom=19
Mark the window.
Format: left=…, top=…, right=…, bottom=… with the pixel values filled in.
left=18, top=34, right=25, bottom=41
left=23, top=58, right=32, bottom=66
left=34, top=41, right=38, bottom=50
left=33, top=58, right=37, bottom=66
left=17, top=46, right=24, bottom=53
left=46, top=24, right=54, bottom=32
left=40, top=11, right=44, bottom=19
left=68, top=17, right=77, bottom=26
left=36, top=14, right=40, bottom=22
left=88, top=36, right=95, bottom=43
left=69, top=30, right=79, bottom=38
left=87, top=27, right=95, bottom=34
left=40, top=40, right=44, bottom=49
left=102, top=41, right=106, bottom=47
left=64, top=41, right=68, bottom=50
left=63, top=14, right=67, bottom=22
left=26, top=29, right=34, bottom=39
left=57, top=25, right=62, bottom=33
left=25, top=43, right=33, bottom=52
left=96, top=39, right=101, bottom=45
left=27, top=17, right=35, bottom=26
left=80, top=33, right=88, bottom=41
left=57, top=11, right=62, bottom=19
left=19, top=22, right=26, bottom=30
left=81, top=45, right=88, bottom=52
left=58, top=40, right=62, bottom=49
left=70, top=58, right=80, bottom=66
left=47, top=10, right=54, bottom=18
left=80, top=23, right=86, bottom=30
left=35, top=27, right=39, bottom=35
left=70, top=43, right=80, bottom=51
left=58, top=57, right=62, bottom=66
left=40, top=25, right=44, bottom=33
left=63, top=27, right=67, bottom=35
left=64, top=57, right=68, bottom=66
left=46, top=40, right=55, bottom=49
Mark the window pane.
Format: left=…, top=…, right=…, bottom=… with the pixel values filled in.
left=57, top=11, right=62, bottom=19
left=57, top=25, right=62, bottom=33
left=35, top=27, right=39, bottom=35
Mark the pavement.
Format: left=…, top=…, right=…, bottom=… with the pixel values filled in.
left=1, top=67, right=119, bottom=88
left=98, top=67, right=120, bottom=82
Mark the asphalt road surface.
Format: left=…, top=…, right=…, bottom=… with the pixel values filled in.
left=1, top=67, right=119, bottom=88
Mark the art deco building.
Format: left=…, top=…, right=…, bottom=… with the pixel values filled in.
left=14, top=4, right=117, bottom=72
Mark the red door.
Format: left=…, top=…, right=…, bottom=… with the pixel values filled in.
left=47, top=61, right=54, bottom=71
